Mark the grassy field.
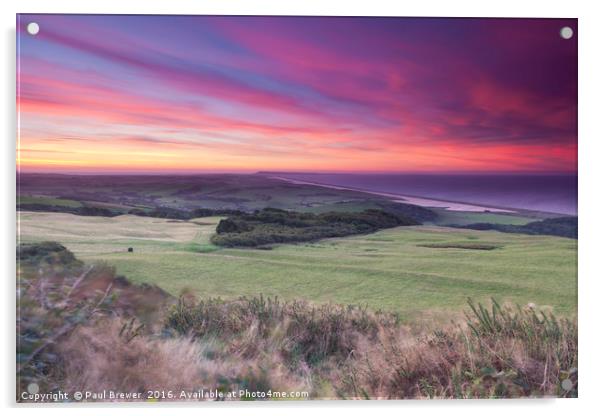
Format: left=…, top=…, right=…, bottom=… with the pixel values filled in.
left=18, top=173, right=405, bottom=213
left=18, top=211, right=577, bottom=320
left=428, top=208, right=536, bottom=226
left=17, top=196, right=83, bottom=208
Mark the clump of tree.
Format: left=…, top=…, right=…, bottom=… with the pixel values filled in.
left=453, top=216, right=577, bottom=239
left=377, top=200, right=437, bottom=223
left=17, top=203, right=245, bottom=220
left=18, top=203, right=118, bottom=217
left=128, top=207, right=191, bottom=220
left=211, top=208, right=419, bottom=247
left=128, top=207, right=244, bottom=220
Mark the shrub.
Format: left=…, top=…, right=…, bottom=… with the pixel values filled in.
left=17, top=241, right=81, bottom=267
left=338, top=299, right=577, bottom=399
left=17, top=262, right=117, bottom=395
left=215, top=218, right=252, bottom=234
left=164, top=295, right=577, bottom=399
left=16, top=243, right=171, bottom=398
left=56, top=318, right=311, bottom=401
left=165, top=295, right=398, bottom=367
left=212, top=208, right=419, bottom=247
left=18, top=204, right=118, bottom=217
left=454, top=217, right=577, bottom=239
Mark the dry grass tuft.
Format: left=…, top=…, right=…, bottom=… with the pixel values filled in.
left=56, top=319, right=310, bottom=401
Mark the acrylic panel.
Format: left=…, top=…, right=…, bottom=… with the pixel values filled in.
left=16, top=14, right=577, bottom=402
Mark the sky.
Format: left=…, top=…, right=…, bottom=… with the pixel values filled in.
left=17, top=15, right=577, bottom=174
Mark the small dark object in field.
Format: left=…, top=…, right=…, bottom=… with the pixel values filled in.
left=128, top=247, right=134, bottom=253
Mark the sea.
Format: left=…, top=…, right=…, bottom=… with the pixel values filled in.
left=270, top=173, right=577, bottom=215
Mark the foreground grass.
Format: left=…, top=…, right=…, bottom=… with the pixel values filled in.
left=18, top=212, right=577, bottom=320
left=161, top=295, right=577, bottom=399
left=39, top=298, right=581, bottom=399
left=17, top=243, right=577, bottom=400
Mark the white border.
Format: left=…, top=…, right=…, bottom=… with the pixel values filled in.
left=3, top=1, right=601, bottom=415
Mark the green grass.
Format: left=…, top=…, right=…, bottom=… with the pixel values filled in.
left=17, top=211, right=577, bottom=320
left=429, top=208, right=535, bottom=226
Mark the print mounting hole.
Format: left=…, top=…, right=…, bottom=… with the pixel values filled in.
left=27, top=22, right=39, bottom=36
left=560, top=26, right=573, bottom=40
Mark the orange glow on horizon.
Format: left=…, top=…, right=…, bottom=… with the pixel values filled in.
left=17, top=15, right=577, bottom=175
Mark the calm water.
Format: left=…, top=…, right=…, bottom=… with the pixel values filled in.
left=274, top=173, right=577, bottom=215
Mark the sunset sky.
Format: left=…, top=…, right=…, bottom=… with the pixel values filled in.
left=17, top=15, right=577, bottom=173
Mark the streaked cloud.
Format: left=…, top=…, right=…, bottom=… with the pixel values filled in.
left=17, top=15, right=577, bottom=173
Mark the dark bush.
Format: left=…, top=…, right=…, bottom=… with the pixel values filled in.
left=142, top=207, right=191, bottom=220
left=216, top=218, right=253, bottom=234
left=453, top=216, right=577, bottom=239
left=17, top=241, right=81, bottom=266
left=190, top=208, right=244, bottom=217
left=212, top=208, right=419, bottom=247
left=18, top=203, right=119, bottom=217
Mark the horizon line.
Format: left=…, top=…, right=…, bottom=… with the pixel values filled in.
left=16, top=169, right=578, bottom=176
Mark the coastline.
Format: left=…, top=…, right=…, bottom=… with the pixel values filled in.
left=270, top=176, right=517, bottom=213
